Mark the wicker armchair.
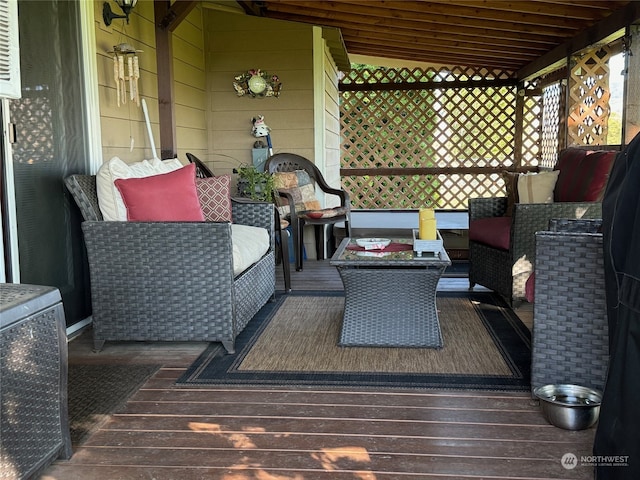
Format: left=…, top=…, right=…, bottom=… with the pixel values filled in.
left=64, top=174, right=275, bottom=354
left=468, top=197, right=602, bottom=305
left=530, top=218, right=609, bottom=396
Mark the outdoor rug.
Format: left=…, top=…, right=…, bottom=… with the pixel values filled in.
left=68, top=364, right=160, bottom=446
left=177, top=291, right=531, bottom=391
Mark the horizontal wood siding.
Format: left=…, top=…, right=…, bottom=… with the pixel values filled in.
left=204, top=9, right=315, bottom=178
left=323, top=38, right=343, bottom=209
left=173, top=5, right=208, bottom=162
left=95, top=0, right=206, bottom=165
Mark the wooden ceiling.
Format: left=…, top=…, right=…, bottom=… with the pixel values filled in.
left=237, top=1, right=638, bottom=77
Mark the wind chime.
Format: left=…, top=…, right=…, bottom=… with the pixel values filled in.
left=111, top=43, right=141, bottom=107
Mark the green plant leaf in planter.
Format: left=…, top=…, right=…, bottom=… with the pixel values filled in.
left=235, top=165, right=275, bottom=201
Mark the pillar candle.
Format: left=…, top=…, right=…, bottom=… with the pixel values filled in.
left=419, top=207, right=437, bottom=240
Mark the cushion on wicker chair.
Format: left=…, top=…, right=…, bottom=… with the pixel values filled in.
left=299, top=206, right=349, bottom=219
left=96, top=156, right=183, bottom=221
left=517, top=170, right=560, bottom=204
left=468, top=216, right=511, bottom=250
left=196, top=175, right=232, bottom=222
left=554, top=149, right=617, bottom=202
left=115, top=163, right=205, bottom=222
left=273, top=170, right=321, bottom=216
left=231, top=224, right=270, bottom=276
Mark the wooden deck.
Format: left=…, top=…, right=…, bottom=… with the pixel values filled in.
left=41, top=261, right=597, bottom=480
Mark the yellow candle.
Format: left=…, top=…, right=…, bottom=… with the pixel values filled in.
left=419, top=208, right=437, bottom=240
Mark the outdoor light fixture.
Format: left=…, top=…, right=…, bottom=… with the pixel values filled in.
left=103, top=0, right=138, bottom=26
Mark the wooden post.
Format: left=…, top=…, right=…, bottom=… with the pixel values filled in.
left=154, top=0, right=176, bottom=159
left=624, top=25, right=640, bottom=143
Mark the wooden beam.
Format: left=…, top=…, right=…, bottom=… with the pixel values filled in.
left=518, top=2, right=640, bottom=80
left=154, top=0, right=176, bottom=159
left=157, top=0, right=197, bottom=32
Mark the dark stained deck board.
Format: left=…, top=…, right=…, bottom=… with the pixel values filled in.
left=87, top=429, right=588, bottom=453
left=46, top=448, right=592, bottom=478
left=93, top=413, right=590, bottom=445
left=41, top=261, right=584, bottom=479
left=39, top=466, right=592, bottom=480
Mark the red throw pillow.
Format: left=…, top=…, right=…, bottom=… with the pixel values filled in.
left=196, top=176, right=232, bottom=222
left=115, top=163, right=205, bottom=221
left=554, top=149, right=617, bottom=202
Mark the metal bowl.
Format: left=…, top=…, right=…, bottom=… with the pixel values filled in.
left=534, top=384, right=602, bottom=430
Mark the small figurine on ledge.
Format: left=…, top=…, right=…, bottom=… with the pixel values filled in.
left=251, top=115, right=270, bottom=137
left=251, top=115, right=272, bottom=155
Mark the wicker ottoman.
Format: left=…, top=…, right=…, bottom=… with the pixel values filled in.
left=1, top=284, right=72, bottom=479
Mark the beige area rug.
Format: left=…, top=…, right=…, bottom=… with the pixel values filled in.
left=240, top=296, right=512, bottom=375
left=176, top=291, right=531, bottom=391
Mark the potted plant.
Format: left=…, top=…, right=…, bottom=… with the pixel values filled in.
left=234, top=164, right=275, bottom=202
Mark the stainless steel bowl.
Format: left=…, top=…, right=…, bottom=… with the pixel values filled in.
left=533, top=384, right=602, bottom=430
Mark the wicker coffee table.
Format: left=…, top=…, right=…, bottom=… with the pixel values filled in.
left=330, top=237, right=451, bottom=348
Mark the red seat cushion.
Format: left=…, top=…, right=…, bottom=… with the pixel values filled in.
left=554, top=149, right=617, bottom=202
left=469, top=216, right=512, bottom=250
left=299, top=206, right=349, bottom=219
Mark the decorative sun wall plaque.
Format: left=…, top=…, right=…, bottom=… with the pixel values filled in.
left=233, top=69, right=282, bottom=98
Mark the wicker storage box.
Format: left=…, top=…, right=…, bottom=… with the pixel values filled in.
left=1, top=284, right=72, bottom=479
left=531, top=220, right=609, bottom=396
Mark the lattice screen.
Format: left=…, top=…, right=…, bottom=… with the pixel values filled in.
left=341, top=66, right=519, bottom=209
left=521, top=81, right=543, bottom=168
left=540, top=80, right=564, bottom=169
left=569, top=45, right=614, bottom=146
left=340, top=55, right=616, bottom=210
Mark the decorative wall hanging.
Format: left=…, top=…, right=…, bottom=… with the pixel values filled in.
left=233, top=69, right=282, bottom=98
left=110, top=43, right=141, bottom=107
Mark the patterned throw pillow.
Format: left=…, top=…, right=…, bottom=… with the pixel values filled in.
left=196, top=175, right=232, bottom=222
left=272, top=170, right=321, bottom=217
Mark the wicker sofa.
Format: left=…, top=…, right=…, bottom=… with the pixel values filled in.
left=65, top=174, right=275, bottom=354
left=530, top=218, right=609, bottom=395
left=468, top=147, right=617, bottom=305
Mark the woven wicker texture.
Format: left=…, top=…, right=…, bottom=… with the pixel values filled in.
left=65, top=175, right=275, bottom=354
left=338, top=268, right=445, bottom=347
left=468, top=196, right=603, bottom=305
left=64, top=175, right=103, bottom=221
left=0, top=285, right=72, bottom=480
left=531, top=223, right=608, bottom=395
left=331, top=237, right=450, bottom=348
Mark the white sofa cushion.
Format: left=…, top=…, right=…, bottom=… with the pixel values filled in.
left=231, top=224, right=270, bottom=276
left=96, top=156, right=184, bottom=221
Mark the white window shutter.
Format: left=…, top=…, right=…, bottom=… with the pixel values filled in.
left=0, top=0, right=20, bottom=99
